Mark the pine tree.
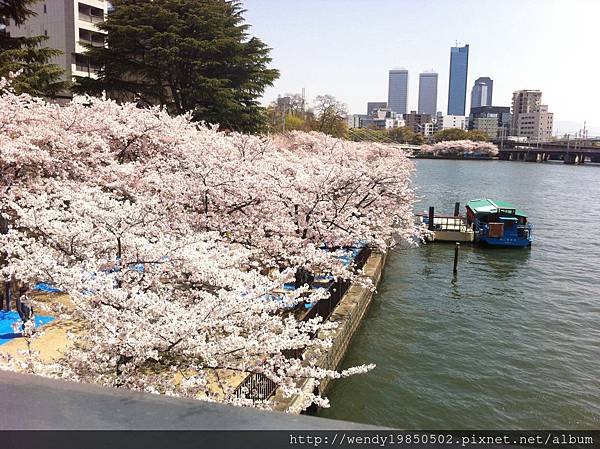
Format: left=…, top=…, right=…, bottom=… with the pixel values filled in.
left=75, top=0, right=279, bottom=133
left=0, top=0, right=68, bottom=96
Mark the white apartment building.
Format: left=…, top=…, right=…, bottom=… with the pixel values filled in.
left=436, top=114, right=468, bottom=131
left=511, top=90, right=554, bottom=142
left=6, top=0, right=108, bottom=99
left=347, top=114, right=362, bottom=129
left=417, top=122, right=435, bottom=137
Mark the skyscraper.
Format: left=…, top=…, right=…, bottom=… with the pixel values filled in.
left=447, top=44, right=469, bottom=115
left=388, top=69, right=409, bottom=115
left=418, top=72, right=438, bottom=115
left=470, top=77, right=493, bottom=110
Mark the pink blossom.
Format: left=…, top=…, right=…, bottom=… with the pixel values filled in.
left=0, top=79, right=420, bottom=410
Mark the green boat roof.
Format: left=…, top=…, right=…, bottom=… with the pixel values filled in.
left=466, top=199, right=528, bottom=217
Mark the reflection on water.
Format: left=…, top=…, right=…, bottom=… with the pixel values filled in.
left=475, top=246, right=531, bottom=279
left=318, top=160, right=600, bottom=429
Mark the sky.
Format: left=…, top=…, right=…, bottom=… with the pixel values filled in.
left=242, top=0, right=600, bottom=136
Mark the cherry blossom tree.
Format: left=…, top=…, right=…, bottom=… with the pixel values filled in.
left=0, top=79, right=419, bottom=410
left=420, top=140, right=499, bottom=158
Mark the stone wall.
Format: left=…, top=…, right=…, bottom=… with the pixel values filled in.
left=271, top=251, right=387, bottom=413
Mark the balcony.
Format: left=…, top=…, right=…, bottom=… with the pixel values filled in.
left=78, top=12, right=104, bottom=23
left=73, top=53, right=100, bottom=77
left=78, top=28, right=105, bottom=48
left=78, top=3, right=104, bottom=24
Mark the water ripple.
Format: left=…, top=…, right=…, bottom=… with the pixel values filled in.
left=319, top=160, right=600, bottom=429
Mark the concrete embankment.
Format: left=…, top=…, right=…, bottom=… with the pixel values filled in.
left=272, top=251, right=387, bottom=413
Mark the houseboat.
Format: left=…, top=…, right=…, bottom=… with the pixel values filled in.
left=465, top=199, right=533, bottom=247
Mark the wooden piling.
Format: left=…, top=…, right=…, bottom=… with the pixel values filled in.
left=454, top=202, right=460, bottom=217
left=428, top=207, right=435, bottom=231
left=453, top=243, right=460, bottom=275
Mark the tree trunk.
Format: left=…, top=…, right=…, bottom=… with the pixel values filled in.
left=0, top=213, right=9, bottom=311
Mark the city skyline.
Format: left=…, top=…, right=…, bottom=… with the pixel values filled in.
left=243, top=0, right=600, bottom=135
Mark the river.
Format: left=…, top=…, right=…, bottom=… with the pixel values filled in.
left=318, top=159, right=600, bottom=429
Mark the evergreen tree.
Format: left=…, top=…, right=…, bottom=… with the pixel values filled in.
left=0, top=0, right=68, bottom=96
left=75, top=0, right=279, bottom=133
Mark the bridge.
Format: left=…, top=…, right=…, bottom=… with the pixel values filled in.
left=497, top=139, right=600, bottom=164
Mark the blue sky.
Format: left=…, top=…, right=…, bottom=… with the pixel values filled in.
left=242, top=0, right=600, bottom=135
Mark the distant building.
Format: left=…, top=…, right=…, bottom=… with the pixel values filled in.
left=367, top=102, right=387, bottom=115
left=348, top=109, right=404, bottom=130
left=347, top=114, right=364, bottom=129
left=404, top=110, right=433, bottom=135
left=418, top=72, right=438, bottom=115
left=436, top=114, right=468, bottom=131
left=5, top=0, right=108, bottom=101
left=277, top=96, right=291, bottom=107
left=417, top=122, right=435, bottom=137
left=511, top=90, right=553, bottom=141
left=469, top=106, right=511, bottom=139
left=471, top=117, right=500, bottom=139
left=388, top=69, right=409, bottom=115
left=447, top=44, right=469, bottom=115
left=470, top=77, right=493, bottom=109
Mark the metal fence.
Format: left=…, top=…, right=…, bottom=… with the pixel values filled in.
left=233, top=372, right=277, bottom=402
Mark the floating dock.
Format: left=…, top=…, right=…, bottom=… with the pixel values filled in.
left=417, top=204, right=474, bottom=243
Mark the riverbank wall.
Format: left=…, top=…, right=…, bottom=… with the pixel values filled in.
left=271, top=251, right=387, bottom=413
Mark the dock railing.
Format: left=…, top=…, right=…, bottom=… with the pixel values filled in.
left=417, top=213, right=470, bottom=232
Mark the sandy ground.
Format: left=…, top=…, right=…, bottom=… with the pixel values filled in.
left=0, top=292, right=247, bottom=399
left=1, top=293, right=79, bottom=364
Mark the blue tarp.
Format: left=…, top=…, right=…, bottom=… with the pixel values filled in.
left=259, top=242, right=366, bottom=308
left=0, top=311, right=55, bottom=346
left=33, top=283, right=62, bottom=293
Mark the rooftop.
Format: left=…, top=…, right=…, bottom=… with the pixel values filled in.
left=466, top=199, right=527, bottom=217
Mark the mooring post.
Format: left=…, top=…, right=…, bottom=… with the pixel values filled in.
left=428, top=206, right=434, bottom=231
left=453, top=243, right=460, bottom=275
left=454, top=202, right=460, bottom=217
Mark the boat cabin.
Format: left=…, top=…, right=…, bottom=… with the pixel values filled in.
left=466, top=199, right=532, bottom=247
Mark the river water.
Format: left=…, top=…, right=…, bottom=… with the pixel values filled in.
left=318, top=159, right=600, bottom=429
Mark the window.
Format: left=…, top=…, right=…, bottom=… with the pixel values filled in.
left=43, top=4, right=47, bottom=13
left=74, top=53, right=100, bottom=75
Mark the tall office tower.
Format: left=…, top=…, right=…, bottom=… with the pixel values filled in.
left=418, top=72, right=438, bottom=115
left=511, top=90, right=554, bottom=142
left=387, top=69, right=409, bottom=115
left=447, top=44, right=469, bottom=115
left=5, top=0, right=108, bottom=100
left=470, top=77, right=493, bottom=109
